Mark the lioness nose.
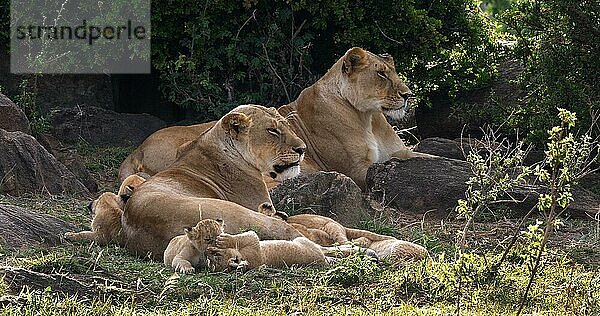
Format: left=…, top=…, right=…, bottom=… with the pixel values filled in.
left=294, top=147, right=306, bottom=155
left=399, top=92, right=414, bottom=100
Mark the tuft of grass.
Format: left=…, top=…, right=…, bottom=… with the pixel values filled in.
left=76, top=143, right=134, bottom=191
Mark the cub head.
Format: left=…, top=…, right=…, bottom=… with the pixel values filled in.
left=205, top=247, right=249, bottom=272
left=339, top=47, right=415, bottom=120
left=184, top=219, right=224, bottom=252
left=89, top=192, right=123, bottom=218
left=220, top=104, right=306, bottom=182
left=116, top=173, right=148, bottom=206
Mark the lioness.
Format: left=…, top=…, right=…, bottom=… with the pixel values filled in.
left=206, top=231, right=329, bottom=271
left=118, top=47, right=431, bottom=188
left=64, top=174, right=147, bottom=245
left=163, top=218, right=224, bottom=274
left=122, top=105, right=307, bottom=258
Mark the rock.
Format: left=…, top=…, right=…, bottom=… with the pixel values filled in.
left=270, top=171, right=380, bottom=227
left=416, top=60, right=523, bottom=139
left=416, top=137, right=548, bottom=166
left=414, top=137, right=466, bottom=160
left=367, top=158, right=471, bottom=215
left=366, top=157, right=600, bottom=218
left=0, top=129, right=89, bottom=196
left=0, top=204, right=78, bottom=249
left=50, top=106, right=166, bottom=147
left=0, top=92, right=31, bottom=134
left=0, top=266, right=98, bottom=297
left=37, top=133, right=98, bottom=193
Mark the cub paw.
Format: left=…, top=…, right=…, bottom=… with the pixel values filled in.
left=64, top=232, right=76, bottom=240
left=216, top=233, right=237, bottom=248
left=175, top=265, right=195, bottom=274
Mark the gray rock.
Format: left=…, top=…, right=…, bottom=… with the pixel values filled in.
left=0, top=266, right=98, bottom=297
left=270, top=171, right=380, bottom=227
left=414, top=137, right=466, bottom=160
left=0, top=92, right=31, bottom=134
left=366, top=157, right=600, bottom=218
left=50, top=106, right=166, bottom=147
left=0, top=204, right=78, bottom=249
left=0, top=129, right=89, bottom=196
left=37, top=133, right=98, bottom=193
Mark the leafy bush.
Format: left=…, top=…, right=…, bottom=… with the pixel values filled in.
left=152, top=0, right=498, bottom=120
left=478, top=0, right=600, bottom=144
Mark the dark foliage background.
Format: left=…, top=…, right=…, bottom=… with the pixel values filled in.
left=474, top=0, right=600, bottom=144
left=151, top=0, right=497, bottom=120
left=1, top=0, right=598, bottom=144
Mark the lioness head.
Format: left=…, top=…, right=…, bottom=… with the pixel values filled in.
left=184, top=219, right=224, bottom=252
left=205, top=247, right=249, bottom=272
left=338, top=47, right=415, bottom=120
left=220, top=104, right=306, bottom=182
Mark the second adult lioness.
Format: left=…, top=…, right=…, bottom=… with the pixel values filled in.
left=118, top=47, right=431, bottom=188
left=122, top=105, right=307, bottom=258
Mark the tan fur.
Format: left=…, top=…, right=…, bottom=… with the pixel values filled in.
left=163, top=219, right=224, bottom=274
left=64, top=174, right=147, bottom=245
left=118, top=47, right=433, bottom=188
left=287, top=214, right=428, bottom=260
left=122, top=105, right=307, bottom=259
left=206, top=231, right=328, bottom=271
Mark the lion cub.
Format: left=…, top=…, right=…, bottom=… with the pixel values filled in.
left=287, top=214, right=429, bottom=260
left=64, top=174, right=147, bottom=245
left=206, top=231, right=330, bottom=272
left=164, top=218, right=224, bottom=274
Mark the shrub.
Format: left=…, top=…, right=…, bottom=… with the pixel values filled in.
left=152, top=0, right=498, bottom=120
left=477, top=0, right=600, bottom=144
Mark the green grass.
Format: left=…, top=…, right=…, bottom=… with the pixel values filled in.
left=1, top=144, right=599, bottom=315
left=1, top=240, right=599, bottom=315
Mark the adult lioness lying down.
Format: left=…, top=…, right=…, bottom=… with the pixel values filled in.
left=122, top=105, right=307, bottom=258
left=119, top=47, right=431, bottom=189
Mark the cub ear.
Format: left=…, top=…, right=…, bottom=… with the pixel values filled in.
left=342, top=47, right=368, bottom=75
left=119, top=194, right=131, bottom=204
left=221, top=112, right=252, bottom=139
left=184, top=227, right=194, bottom=236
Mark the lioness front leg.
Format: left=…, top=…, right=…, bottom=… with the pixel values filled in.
left=64, top=231, right=97, bottom=242
left=171, top=255, right=196, bottom=274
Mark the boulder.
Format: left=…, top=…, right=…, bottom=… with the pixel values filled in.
left=270, top=171, right=381, bottom=227
left=0, top=93, right=31, bottom=134
left=50, top=106, right=166, bottom=147
left=414, top=137, right=466, bottom=160
left=37, top=133, right=98, bottom=193
left=415, top=137, right=547, bottom=166
left=416, top=60, right=523, bottom=139
left=0, top=129, right=89, bottom=196
left=0, top=204, right=77, bottom=250
left=0, top=267, right=98, bottom=297
left=366, top=157, right=600, bottom=218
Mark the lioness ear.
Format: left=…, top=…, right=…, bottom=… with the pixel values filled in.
left=342, top=47, right=368, bottom=75
left=221, top=112, right=252, bottom=139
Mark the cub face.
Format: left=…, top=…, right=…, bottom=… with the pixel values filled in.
left=205, top=247, right=248, bottom=272
left=184, top=219, right=224, bottom=252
